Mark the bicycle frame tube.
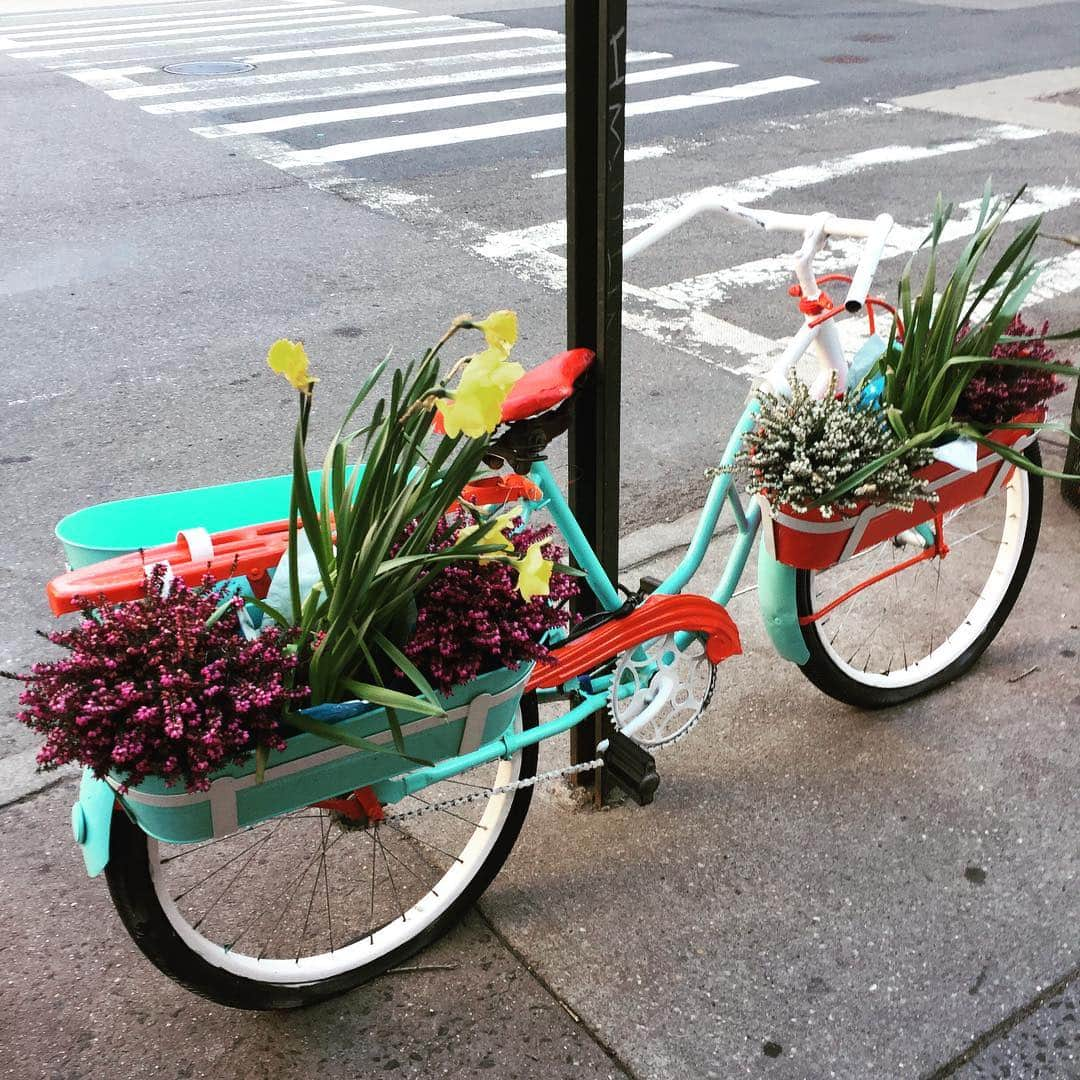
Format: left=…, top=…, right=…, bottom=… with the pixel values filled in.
left=370, top=690, right=610, bottom=805
left=530, top=461, right=624, bottom=611
left=654, top=399, right=761, bottom=601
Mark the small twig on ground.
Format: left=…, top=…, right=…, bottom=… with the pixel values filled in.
left=1007, top=665, right=1039, bottom=684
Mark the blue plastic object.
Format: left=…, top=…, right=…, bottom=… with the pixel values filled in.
left=73, top=770, right=118, bottom=877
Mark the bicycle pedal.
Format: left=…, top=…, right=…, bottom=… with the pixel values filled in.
left=602, top=731, right=660, bottom=806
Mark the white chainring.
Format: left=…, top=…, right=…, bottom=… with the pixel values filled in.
left=607, top=633, right=716, bottom=749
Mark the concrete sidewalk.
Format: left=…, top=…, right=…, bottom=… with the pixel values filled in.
left=1, top=458, right=1076, bottom=1079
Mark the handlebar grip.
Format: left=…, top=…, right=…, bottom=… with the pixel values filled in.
left=843, top=213, right=893, bottom=313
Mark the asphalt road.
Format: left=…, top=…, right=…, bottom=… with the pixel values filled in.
left=1, top=3, right=1077, bottom=742
left=1, top=0, right=1079, bottom=1074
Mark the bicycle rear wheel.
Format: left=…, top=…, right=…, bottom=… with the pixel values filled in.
left=795, top=444, right=1042, bottom=708
left=105, top=694, right=539, bottom=1009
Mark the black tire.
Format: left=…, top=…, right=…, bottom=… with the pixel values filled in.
left=104, top=693, right=540, bottom=1010
left=795, top=444, right=1043, bottom=709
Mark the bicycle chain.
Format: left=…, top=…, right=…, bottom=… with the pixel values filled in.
left=381, top=756, right=606, bottom=823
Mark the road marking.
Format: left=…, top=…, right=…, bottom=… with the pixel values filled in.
left=126, top=45, right=600, bottom=105
left=68, top=63, right=157, bottom=89
left=0, top=1, right=345, bottom=34
left=486, top=122, right=1047, bottom=257
left=242, top=26, right=562, bottom=63
left=652, top=185, right=1080, bottom=308
left=11, top=13, right=482, bottom=58
left=189, top=61, right=737, bottom=137
left=4, top=3, right=391, bottom=41
left=275, top=75, right=816, bottom=165
left=532, top=144, right=672, bottom=179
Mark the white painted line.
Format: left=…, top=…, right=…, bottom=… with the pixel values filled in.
left=11, top=13, right=474, bottom=57
left=190, top=61, right=736, bottom=137
left=125, top=44, right=582, bottom=104
left=138, top=48, right=672, bottom=111
left=67, top=64, right=156, bottom=90
left=0, top=0, right=330, bottom=31
left=532, top=143, right=672, bottom=179
left=242, top=25, right=561, bottom=63
left=651, top=186, right=1080, bottom=309
left=1023, top=249, right=1080, bottom=307
left=490, top=123, right=1047, bottom=255
left=276, top=74, right=815, bottom=165
left=5, top=3, right=376, bottom=40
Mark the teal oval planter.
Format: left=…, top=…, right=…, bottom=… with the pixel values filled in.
left=113, top=663, right=532, bottom=845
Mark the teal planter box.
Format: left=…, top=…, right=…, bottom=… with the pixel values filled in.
left=55, top=468, right=360, bottom=569
left=111, top=663, right=532, bottom=845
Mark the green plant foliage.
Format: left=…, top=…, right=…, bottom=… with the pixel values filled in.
left=257, top=322, right=528, bottom=753
left=822, top=183, right=1080, bottom=505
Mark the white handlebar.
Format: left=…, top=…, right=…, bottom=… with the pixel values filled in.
left=622, top=196, right=890, bottom=263
left=622, top=196, right=897, bottom=401
left=843, top=212, right=893, bottom=313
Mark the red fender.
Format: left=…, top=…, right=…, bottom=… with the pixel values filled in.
left=526, top=593, right=741, bottom=692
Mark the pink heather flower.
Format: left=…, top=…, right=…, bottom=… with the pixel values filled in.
left=3, top=568, right=306, bottom=794
left=956, top=314, right=1071, bottom=425
left=398, top=515, right=578, bottom=695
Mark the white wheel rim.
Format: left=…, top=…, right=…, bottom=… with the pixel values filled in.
left=148, top=718, right=525, bottom=985
left=808, top=468, right=1029, bottom=689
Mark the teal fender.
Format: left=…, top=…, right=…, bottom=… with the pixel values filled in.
left=756, top=540, right=810, bottom=666
left=71, top=769, right=116, bottom=877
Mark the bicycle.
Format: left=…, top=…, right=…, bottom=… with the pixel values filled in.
left=54, top=202, right=1042, bottom=1009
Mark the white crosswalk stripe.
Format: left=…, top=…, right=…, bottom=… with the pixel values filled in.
left=11, top=15, right=495, bottom=59
left=1, top=1, right=818, bottom=181
left=189, top=62, right=737, bottom=138
left=5, top=0, right=1075, bottom=387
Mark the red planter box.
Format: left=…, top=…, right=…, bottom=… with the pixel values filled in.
left=759, top=412, right=1042, bottom=571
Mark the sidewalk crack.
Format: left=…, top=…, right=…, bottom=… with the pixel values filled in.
left=923, top=959, right=1080, bottom=1079
left=475, top=903, right=643, bottom=1080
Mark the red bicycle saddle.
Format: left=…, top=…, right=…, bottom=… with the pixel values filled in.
left=500, top=347, right=594, bottom=422
left=434, top=348, right=594, bottom=433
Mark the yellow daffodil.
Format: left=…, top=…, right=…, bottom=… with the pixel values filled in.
left=508, top=542, right=552, bottom=602
left=267, top=338, right=317, bottom=393
left=457, top=505, right=521, bottom=557
left=436, top=346, right=524, bottom=438
left=472, top=310, right=518, bottom=357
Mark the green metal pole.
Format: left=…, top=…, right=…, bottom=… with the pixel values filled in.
left=565, top=0, right=628, bottom=789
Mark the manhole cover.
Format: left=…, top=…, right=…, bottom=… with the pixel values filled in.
left=820, top=54, right=869, bottom=64
left=162, top=61, right=254, bottom=75
left=847, top=31, right=895, bottom=42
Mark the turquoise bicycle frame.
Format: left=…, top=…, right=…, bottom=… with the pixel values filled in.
left=69, top=399, right=807, bottom=875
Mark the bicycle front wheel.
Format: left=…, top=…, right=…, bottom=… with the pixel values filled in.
left=105, top=694, right=539, bottom=1009
left=795, top=444, right=1043, bottom=708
